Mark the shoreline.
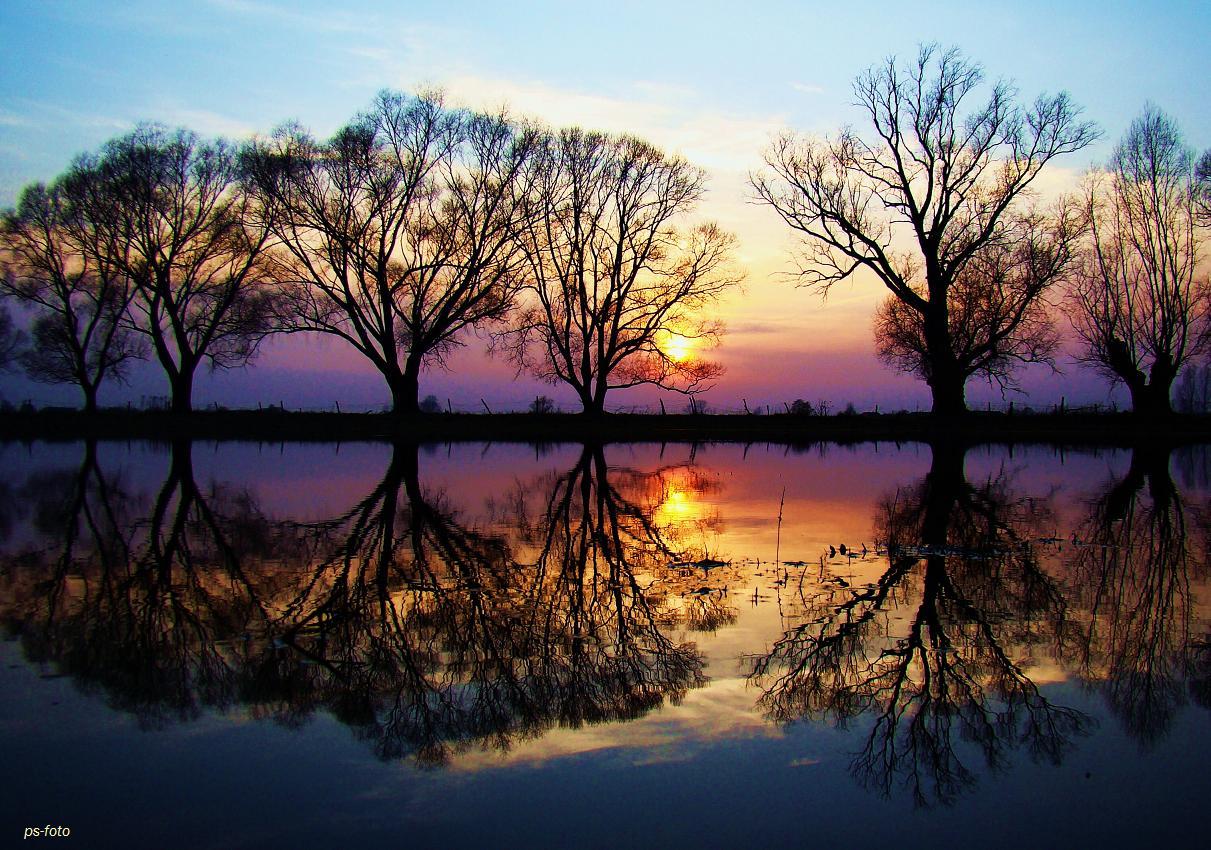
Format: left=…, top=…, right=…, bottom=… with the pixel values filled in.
left=1, top=409, right=1208, bottom=447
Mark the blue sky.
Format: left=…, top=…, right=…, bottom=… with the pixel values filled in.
left=1, top=0, right=1208, bottom=410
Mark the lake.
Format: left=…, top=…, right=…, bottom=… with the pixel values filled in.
left=1, top=439, right=1208, bottom=848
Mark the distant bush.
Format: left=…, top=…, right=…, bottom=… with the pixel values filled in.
left=1175, top=363, right=1211, bottom=413
left=419, top=394, right=442, bottom=413
left=789, top=399, right=814, bottom=415
left=841, top=402, right=857, bottom=416
left=529, top=395, right=555, bottom=414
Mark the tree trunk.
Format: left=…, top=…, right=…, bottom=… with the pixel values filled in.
left=388, top=358, right=421, bottom=416
left=170, top=368, right=196, bottom=414
left=579, top=385, right=606, bottom=416
left=921, top=442, right=966, bottom=545
left=81, top=383, right=99, bottom=415
left=1106, top=338, right=1175, bottom=416
left=1126, top=377, right=1174, bottom=416
left=922, top=296, right=967, bottom=415
left=1104, top=444, right=1175, bottom=520
left=927, top=364, right=967, bottom=416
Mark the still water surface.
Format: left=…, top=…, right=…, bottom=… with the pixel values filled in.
left=1, top=440, right=1208, bottom=848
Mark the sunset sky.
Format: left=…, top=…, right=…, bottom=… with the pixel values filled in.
left=1, top=0, right=1208, bottom=412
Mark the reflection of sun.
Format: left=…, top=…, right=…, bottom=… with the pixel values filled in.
left=662, top=333, right=692, bottom=362
left=655, top=484, right=702, bottom=525
left=663, top=489, right=691, bottom=516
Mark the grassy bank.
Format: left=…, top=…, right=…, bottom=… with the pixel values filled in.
left=1, top=408, right=1209, bottom=447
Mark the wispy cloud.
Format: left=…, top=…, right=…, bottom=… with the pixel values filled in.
left=790, top=82, right=825, bottom=95
left=204, top=0, right=375, bottom=35
left=158, top=107, right=258, bottom=139
left=437, top=74, right=787, bottom=174
left=10, top=100, right=129, bottom=133
left=0, top=111, right=32, bottom=128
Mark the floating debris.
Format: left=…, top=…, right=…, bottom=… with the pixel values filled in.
left=887, top=544, right=1010, bottom=559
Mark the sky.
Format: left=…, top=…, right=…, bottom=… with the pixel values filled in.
left=0, top=0, right=1208, bottom=412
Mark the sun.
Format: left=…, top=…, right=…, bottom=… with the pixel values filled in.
left=662, top=333, right=693, bottom=362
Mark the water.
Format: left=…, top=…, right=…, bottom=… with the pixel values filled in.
left=1, top=439, right=1208, bottom=848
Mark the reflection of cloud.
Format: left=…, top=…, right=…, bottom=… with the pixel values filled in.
left=447, top=677, right=777, bottom=774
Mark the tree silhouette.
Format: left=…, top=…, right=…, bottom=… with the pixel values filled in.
left=498, top=129, right=739, bottom=415
left=0, top=441, right=711, bottom=767
left=244, top=93, right=541, bottom=414
left=1066, top=107, right=1209, bottom=415
left=0, top=441, right=313, bottom=727
left=753, top=44, right=1096, bottom=414
left=750, top=446, right=1089, bottom=806
left=277, top=442, right=709, bottom=763
left=0, top=304, right=24, bottom=371
left=1, top=176, right=144, bottom=411
left=1064, top=446, right=1210, bottom=745
left=1195, top=148, right=1211, bottom=226
left=1173, top=362, right=1211, bottom=414
left=872, top=208, right=1079, bottom=397
left=70, top=126, right=277, bottom=413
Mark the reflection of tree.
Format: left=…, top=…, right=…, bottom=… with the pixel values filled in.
left=281, top=443, right=708, bottom=764
left=512, top=446, right=708, bottom=714
left=0, top=441, right=707, bottom=766
left=751, top=446, right=1089, bottom=806
left=1, top=441, right=308, bottom=728
left=1066, top=446, right=1209, bottom=745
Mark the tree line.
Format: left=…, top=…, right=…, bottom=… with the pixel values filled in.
left=1, top=45, right=1208, bottom=416
left=0, top=93, right=734, bottom=415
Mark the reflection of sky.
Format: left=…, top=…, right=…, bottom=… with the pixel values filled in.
left=3, top=1, right=1209, bottom=411
left=2, top=438, right=1211, bottom=845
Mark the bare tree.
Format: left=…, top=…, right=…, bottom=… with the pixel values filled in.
left=1066, top=107, right=1209, bottom=415
left=498, top=129, right=738, bottom=415
left=0, top=177, right=144, bottom=412
left=872, top=207, right=1080, bottom=395
left=752, top=45, right=1097, bottom=414
left=244, top=92, right=540, bottom=414
left=1174, top=362, right=1211, bottom=414
left=1196, top=148, right=1211, bottom=226
left=0, top=304, right=24, bottom=371
left=76, top=125, right=276, bottom=413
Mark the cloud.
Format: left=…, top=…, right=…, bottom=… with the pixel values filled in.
left=158, top=107, right=258, bottom=139
left=425, top=74, right=788, bottom=175
left=8, top=100, right=129, bottom=134
left=204, top=0, right=375, bottom=35
left=727, top=320, right=791, bottom=336
left=790, top=82, right=825, bottom=95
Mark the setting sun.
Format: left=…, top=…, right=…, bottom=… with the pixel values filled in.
left=662, top=333, right=693, bottom=362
